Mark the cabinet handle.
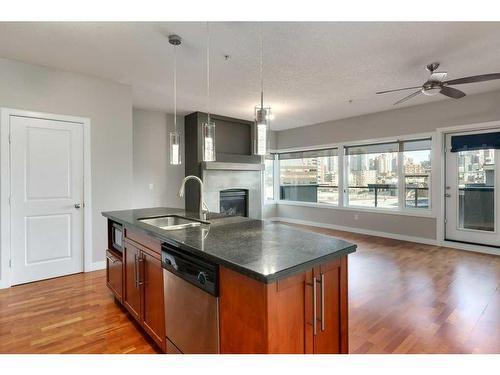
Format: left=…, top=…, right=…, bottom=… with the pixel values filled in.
left=106, top=254, right=117, bottom=264
left=134, top=253, right=139, bottom=288
left=320, top=273, right=325, bottom=332
left=313, top=276, right=317, bottom=336
left=137, top=255, right=144, bottom=286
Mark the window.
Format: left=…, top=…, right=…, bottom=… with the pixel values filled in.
left=279, top=148, right=339, bottom=205
left=264, top=154, right=275, bottom=201
left=345, top=139, right=432, bottom=210
left=346, top=142, right=399, bottom=208
left=403, top=139, right=432, bottom=209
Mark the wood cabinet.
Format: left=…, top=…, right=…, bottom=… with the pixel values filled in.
left=305, top=258, right=346, bottom=354
left=106, top=250, right=123, bottom=301
left=219, top=256, right=348, bottom=354
left=123, top=241, right=141, bottom=320
left=122, top=233, right=165, bottom=351
left=141, top=250, right=165, bottom=346
left=106, top=221, right=166, bottom=352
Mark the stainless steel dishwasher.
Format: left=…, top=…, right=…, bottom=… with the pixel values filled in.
left=162, top=243, right=219, bottom=354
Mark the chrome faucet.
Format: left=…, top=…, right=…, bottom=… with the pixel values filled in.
left=178, top=175, right=209, bottom=221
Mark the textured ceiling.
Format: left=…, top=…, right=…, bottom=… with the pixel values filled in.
left=0, top=22, right=500, bottom=130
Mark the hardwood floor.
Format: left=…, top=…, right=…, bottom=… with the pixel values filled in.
left=0, top=225, right=498, bottom=354
left=292, top=224, right=500, bottom=354
left=0, top=270, right=160, bottom=354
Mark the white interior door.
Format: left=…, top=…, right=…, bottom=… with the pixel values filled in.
left=445, top=131, right=500, bottom=247
left=10, top=115, right=84, bottom=285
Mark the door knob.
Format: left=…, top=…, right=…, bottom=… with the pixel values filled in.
left=444, top=193, right=451, bottom=198
left=74, top=203, right=82, bottom=209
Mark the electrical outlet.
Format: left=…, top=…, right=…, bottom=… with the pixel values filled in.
left=148, top=183, right=154, bottom=191
left=354, top=214, right=359, bottom=221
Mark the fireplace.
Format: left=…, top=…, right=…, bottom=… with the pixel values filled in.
left=220, top=189, right=248, bottom=217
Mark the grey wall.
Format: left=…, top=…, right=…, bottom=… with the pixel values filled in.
left=132, top=108, right=185, bottom=209
left=272, top=89, right=500, bottom=240
left=0, top=57, right=133, bottom=267
left=278, top=89, right=500, bottom=149
left=275, top=205, right=437, bottom=240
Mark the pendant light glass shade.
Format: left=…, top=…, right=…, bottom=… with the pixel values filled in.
left=254, top=23, right=271, bottom=156
left=255, top=106, right=270, bottom=155
left=169, top=130, right=181, bottom=165
left=202, top=118, right=216, bottom=162
left=169, top=34, right=182, bottom=165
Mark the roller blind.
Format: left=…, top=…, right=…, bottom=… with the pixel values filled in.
left=345, top=142, right=399, bottom=155
left=403, top=139, right=432, bottom=152
left=266, top=153, right=276, bottom=160
left=451, top=132, right=500, bottom=152
left=279, top=148, right=338, bottom=160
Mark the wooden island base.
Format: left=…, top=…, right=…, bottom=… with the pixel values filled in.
left=106, top=219, right=349, bottom=354
left=219, top=257, right=348, bottom=354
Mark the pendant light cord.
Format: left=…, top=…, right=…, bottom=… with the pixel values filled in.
left=260, top=22, right=264, bottom=109
left=174, top=43, right=177, bottom=132
left=206, top=22, right=210, bottom=125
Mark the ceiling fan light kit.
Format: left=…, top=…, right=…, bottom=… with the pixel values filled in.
left=377, top=62, right=500, bottom=105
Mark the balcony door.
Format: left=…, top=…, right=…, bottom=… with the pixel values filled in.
left=445, top=131, right=500, bottom=247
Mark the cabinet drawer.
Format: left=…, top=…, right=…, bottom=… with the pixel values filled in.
left=106, top=250, right=123, bottom=301
left=125, top=228, right=161, bottom=254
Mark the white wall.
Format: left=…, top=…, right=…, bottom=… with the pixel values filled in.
left=271, top=89, right=500, bottom=241
left=132, top=108, right=185, bottom=209
left=0, top=57, right=133, bottom=277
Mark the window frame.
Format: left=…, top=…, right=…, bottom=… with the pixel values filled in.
left=344, top=141, right=400, bottom=210
left=401, top=139, right=433, bottom=212
left=268, top=133, right=435, bottom=218
left=263, top=153, right=277, bottom=203
left=277, top=147, right=340, bottom=207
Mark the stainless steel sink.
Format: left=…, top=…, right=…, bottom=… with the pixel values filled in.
left=138, top=215, right=204, bottom=230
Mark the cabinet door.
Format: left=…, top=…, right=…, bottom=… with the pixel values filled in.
left=106, top=250, right=123, bottom=301
left=123, top=241, right=141, bottom=321
left=141, top=250, right=166, bottom=350
left=313, top=259, right=342, bottom=354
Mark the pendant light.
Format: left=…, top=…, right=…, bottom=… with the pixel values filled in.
left=169, top=34, right=182, bottom=165
left=202, top=22, right=216, bottom=162
left=254, top=23, right=271, bottom=156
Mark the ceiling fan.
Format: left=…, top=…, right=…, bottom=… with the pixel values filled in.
left=376, top=62, right=500, bottom=105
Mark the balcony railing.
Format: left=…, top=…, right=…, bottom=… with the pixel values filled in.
left=279, top=184, right=429, bottom=208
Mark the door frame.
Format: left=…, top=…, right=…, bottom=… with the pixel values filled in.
left=436, top=120, right=500, bottom=256
left=0, top=108, right=92, bottom=288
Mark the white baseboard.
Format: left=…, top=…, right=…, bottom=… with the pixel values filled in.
left=441, top=240, right=500, bottom=256
left=268, top=216, right=439, bottom=246
left=90, top=260, right=106, bottom=272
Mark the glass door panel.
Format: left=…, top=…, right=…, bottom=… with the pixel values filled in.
left=457, top=149, right=495, bottom=232
left=445, top=131, right=500, bottom=247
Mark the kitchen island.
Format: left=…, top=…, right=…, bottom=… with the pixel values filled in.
left=102, top=207, right=357, bottom=354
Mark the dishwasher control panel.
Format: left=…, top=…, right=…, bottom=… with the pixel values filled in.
left=161, top=244, right=219, bottom=296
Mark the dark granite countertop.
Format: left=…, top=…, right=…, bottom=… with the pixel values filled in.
left=102, top=207, right=357, bottom=283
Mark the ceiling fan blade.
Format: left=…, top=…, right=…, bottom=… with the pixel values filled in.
left=444, top=73, right=500, bottom=85
left=393, top=90, right=422, bottom=105
left=429, top=71, right=447, bottom=82
left=440, top=86, right=466, bottom=99
left=376, top=86, right=421, bottom=94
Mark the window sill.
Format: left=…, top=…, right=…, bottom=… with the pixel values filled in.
left=276, top=200, right=436, bottom=218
